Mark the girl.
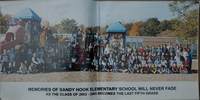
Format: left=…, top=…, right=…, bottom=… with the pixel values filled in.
left=161, top=58, right=167, bottom=73
left=172, top=61, right=179, bottom=73
left=179, top=61, right=188, bottom=74
left=141, top=57, right=148, bottom=74
left=154, top=58, right=162, bottom=74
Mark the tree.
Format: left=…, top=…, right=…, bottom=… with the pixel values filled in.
left=169, top=0, right=199, bottom=17
left=140, top=18, right=160, bottom=36
left=54, top=18, right=78, bottom=34
left=159, top=20, right=173, bottom=31
left=169, top=18, right=182, bottom=30
left=0, top=9, right=9, bottom=34
left=100, top=25, right=108, bottom=34
left=128, top=21, right=143, bottom=36
left=174, top=9, right=198, bottom=38
left=41, top=20, right=50, bottom=29
left=168, top=1, right=199, bottom=39
left=124, top=22, right=133, bottom=32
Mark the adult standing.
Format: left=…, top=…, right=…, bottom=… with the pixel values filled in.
left=187, top=48, right=192, bottom=73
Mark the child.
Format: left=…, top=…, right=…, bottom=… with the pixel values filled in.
left=8, top=62, right=12, bottom=74
left=113, top=61, right=118, bottom=72
left=150, top=64, right=157, bottom=74
left=172, top=62, right=179, bottom=73
left=18, top=62, right=27, bottom=74
left=28, top=63, right=34, bottom=73
left=127, top=57, right=133, bottom=73
left=161, top=59, right=167, bottom=73
left=179, top=61, right=188, bottom=74
left=102, top=59, right=107, bottom=72
left=154, top=58, right=161, bottom=74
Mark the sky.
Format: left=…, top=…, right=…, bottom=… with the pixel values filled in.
left=0, top=0, right=176, bottom=27
left=97, top=1, right=176, bottom=26
left=0, top=0, right=96, bottom=26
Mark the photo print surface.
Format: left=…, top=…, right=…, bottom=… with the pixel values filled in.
left=0, top=0, right=199, bottom=100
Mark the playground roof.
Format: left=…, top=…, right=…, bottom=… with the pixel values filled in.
left=106, top=22, right=126, bottom=33
left=15, top=8, right=41, bottom=22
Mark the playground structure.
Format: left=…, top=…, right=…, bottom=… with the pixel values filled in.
left=0, top=8, right=41, bottom=53
left=0, top=25, right=25, bottom=53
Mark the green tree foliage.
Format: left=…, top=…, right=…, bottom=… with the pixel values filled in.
left=0, top=9, right=8, bottom=34
left=85, top=26, right=100, bottom=33
left=54, top=18, right=78, bottom=34
left=159, top=20, right=173, bottom=31
left=169, top=1, right=199, bottom=39
left=124, top=22, right=133, bottom=32
left=128, top=21, right=144, bottom=36
left=140, top=18, right=160, bottom=36
left=169, top=0, right=199, bottom=17
left=169, top=18, right=182, bottom=30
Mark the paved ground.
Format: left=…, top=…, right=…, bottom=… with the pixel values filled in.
left=0, top=72, right=198, bottom=82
